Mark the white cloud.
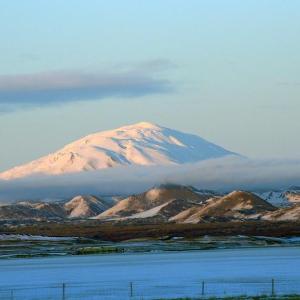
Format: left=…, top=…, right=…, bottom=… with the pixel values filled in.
left=0, top=62, right=173, bottom=112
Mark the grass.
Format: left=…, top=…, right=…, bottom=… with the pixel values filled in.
left=74, top=246, right=124, bottom=255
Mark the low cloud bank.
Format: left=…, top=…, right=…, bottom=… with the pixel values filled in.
left=0, top=156, right=299, bottom=202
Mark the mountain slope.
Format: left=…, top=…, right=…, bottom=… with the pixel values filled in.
left=262, top=205, right=300, bottom=221
left=0, top=122, right=237, bottom=180
left=64, top=195, right=111, bottom=218
left=95, top=184, right=212, bottom=220
left=171, top=191, right=276, bottom=223
left=0, top=202, right=67, bottom=220
left=0, top=195, right=113, bottom=220
left=125, top=198, right=202, bottom=222
left=256, top=187, right=300, bottom=207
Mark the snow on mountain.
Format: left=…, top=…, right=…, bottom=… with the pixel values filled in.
left=120, top=198, right=205, bottom=222
left=64, top=195, right=111, bottom=218
left=0, top=187, right=299, bottom=223
left=0, top=122, right=237, bottom=180
left=0, top=201, right=67, bottom=220
left=171, top=191, right=276, bottom=224
left=256, top=187, right=300, bottom=207
left=286, top=191, right=300, bottom=204
left=95, top=184, right=211, bottom=220
left=256, top=191, right=291, bottom=207
left=0, top=195, right=114, bottom=220
left=96, top=188, right=277, bottom=223
left=262, top=205, right=300, bottom=222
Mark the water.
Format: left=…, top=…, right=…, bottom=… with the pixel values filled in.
left=0, top=246, right=300, bottom=299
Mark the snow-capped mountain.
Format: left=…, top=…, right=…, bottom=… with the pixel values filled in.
left=256, top=187, right=300, bottom=207
left=0, top=122, right=237, bottom=180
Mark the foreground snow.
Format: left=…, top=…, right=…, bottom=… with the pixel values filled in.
left=0, top=247, right=300, bottom=299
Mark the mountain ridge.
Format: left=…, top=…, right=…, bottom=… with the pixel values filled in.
left=0, top=185, right=299, bottom=223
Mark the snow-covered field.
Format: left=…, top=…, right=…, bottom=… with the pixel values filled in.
left=0, top=247, right=300, bottom=299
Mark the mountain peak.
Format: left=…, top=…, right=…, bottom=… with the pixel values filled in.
left=116, top=121, right=161, bottom=131
left=131, top=121, right=159, bottom=128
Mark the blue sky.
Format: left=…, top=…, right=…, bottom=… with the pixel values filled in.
left=0, top=0, right=300, bottom=171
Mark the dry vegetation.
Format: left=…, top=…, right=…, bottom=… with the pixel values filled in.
left=2, top=221, right=300, bottom=242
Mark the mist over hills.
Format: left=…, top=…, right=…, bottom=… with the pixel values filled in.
left=1, top=156, right=300, bottom=202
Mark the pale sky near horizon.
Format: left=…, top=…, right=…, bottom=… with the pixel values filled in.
left=0, top=0, right=300, bottom=171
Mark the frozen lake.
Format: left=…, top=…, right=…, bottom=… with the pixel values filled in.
left=0, top=246, right=300, bottom=299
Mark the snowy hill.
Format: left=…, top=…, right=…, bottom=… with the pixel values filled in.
left=262, top=205, right=300, bottom=222
left=171, top=191, right=276, bottom=223
left=0, top=201, right=67, bottom=220
left=0, top=187, right=299, bottom=223
left=96, top=188, right=278, bottom=223
left=64, top=195, right=111, bottom=218
left=256, top=187, right=300, bottom=207
left=95, top=184, right=212, bottom=220
left=0, top=122, right=237, bottom=180
left=0, top=195, right=114, bottom=220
